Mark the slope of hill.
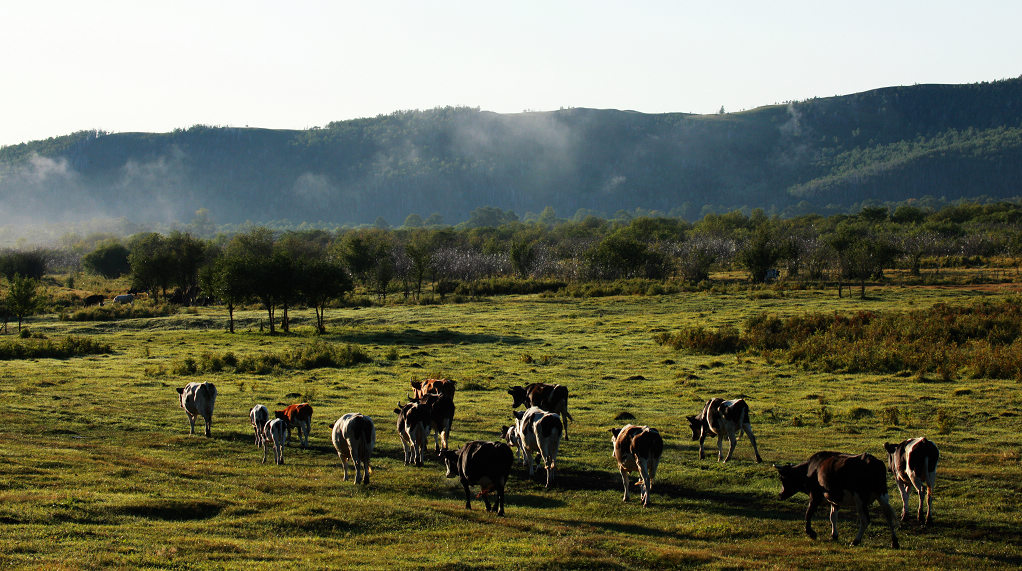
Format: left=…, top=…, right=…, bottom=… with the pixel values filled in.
left=2, top=78, right=1021, bottom=227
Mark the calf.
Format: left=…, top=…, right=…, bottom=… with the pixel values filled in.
left=82, top=294, right=104, bottom=307
left=416, top=392, right=455, bottom=452
left=329, top=413, right=376, bottom=484
left=687, top=397, right=763, bottom=463
left=884, top=437, right=939, bottom=525
left=394, top=401, right=432, bottom=466
left=261, top=418, right=287, bottom=465
left=176, top=381, right=217, bottom=437
left=610, top=424, right=663, bottom=507
left=411, top=378, right=456, bottom=400
left=513, top=406, right=563, bottom=488
left=113, top=294, right=134, bottom=304
left=249, top=404, right=269, bottom=447
left=500, top=424, right=523, bottom=464
left=508, top=383, right=574, bottom=439
left=776, top=451, right=899, bottom=548
left=439, top=440, right=514, bottom=516
left=275, top=403, right=313, bottom=448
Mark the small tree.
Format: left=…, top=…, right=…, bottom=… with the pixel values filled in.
left=83, top=242, right=130, bottom=278
left=6, top=274, right=41, bottom=332
left=301, top=261, right=352, bottom=333
left=199, top=257, right=251, bottom=333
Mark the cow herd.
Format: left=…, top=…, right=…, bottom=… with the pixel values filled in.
left=176, top=379, right=939, bottom=548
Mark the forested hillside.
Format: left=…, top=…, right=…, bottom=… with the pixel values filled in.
left=2, top=78, right=1021, bottom=227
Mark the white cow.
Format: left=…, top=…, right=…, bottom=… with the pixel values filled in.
left=611, top=424, right=663, bottom=507
left=513, top=406, right=562, bottom=488
left=249, top=404, right=269, bottom=447
left=262, top=418, right=287, bottom=465
left=329, top=413, right=376, bottom=484
left=176, top=382, right=217, bottom=437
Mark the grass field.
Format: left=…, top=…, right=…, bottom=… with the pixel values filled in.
left=1, top=284, right=1020, bottom=569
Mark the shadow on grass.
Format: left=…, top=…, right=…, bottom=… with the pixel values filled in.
left=332, top=328, right=533, bottom=347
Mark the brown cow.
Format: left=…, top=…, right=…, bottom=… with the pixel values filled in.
left=687, top=397, right=762, bottom=463
left=508, top=383, right=573, bottom=439
left=610, top=424, right=663, bottom=507
left=394, top=401, right=432, bottom=466
left=884, top=437, right=939, bottom=525
left=411, top=378, right=456, bottom=400
left=275, top=403, right=313, bottom=448
left=776, top=451, right=899, bottom=548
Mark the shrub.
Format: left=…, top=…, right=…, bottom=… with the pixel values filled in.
left=0, top=336, right=112, bottom=360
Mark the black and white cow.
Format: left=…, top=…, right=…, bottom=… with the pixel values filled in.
left=513, top=406, right=563, bottom=488
left=394, top=401, right=432, bottom=466
left=249, top=404, right=269, bottom=447
left=884, top=437, right=939, bottom=525
left=261, top=417, right=288, bottom=465
left=439, top=440, right=514, bottom=516
left=176, top=381, right=217, bottom=437
left=329, top=413, right=376, bottom=484
left=416, top=392, right=455, bottom=452
left=508, top=383, right=573, bottom=439
left=687, top=397, right=762, bottom=463
left=776, top=451, right=899, bottom=548
left=610, top=424, right=663, bottom=507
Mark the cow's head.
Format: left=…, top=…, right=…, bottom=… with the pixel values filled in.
left=774, top=463, right=804, bottom=500
left=502, top=425, right=519, bottom=448
left=176, top=387, right=185, bottom=395
left=686, top=415, right=703, bottom=440
left=883, top=442, right=900, bottom=470
left=508, top=386, right=527, bottom=408
left=438, top=449, right=459, bottom=478
left=274, top=410, right=291, bottom=425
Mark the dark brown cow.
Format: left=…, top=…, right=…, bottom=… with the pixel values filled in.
left=610, top=424, right=663, bottom=507
left=508, top=383, right=573, bottom=439
left=439, top=440, right=514, bottom=516
left=275, top=403, right=313, bottom=448
left=394, top=401, right=431, bottom=466
left=411, top=378, right=456, bottom=400
left=415, top=392, right=455, bottom=452
left=776, top=451, right=899, bottom=548
left=884, top=437, right=939, bottom=525
left=687, top=397, right=762, bottom=463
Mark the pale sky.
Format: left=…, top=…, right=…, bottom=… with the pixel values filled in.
left=1, top=0, right=1020, bottom=148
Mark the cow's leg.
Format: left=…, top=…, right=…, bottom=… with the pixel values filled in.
left=716, top=433, right=726, bottom=462
left=187, top=413, right=197, bottom=435
left=262, top=441, right=269, bottom=464
left=743, top=423, right=763, bottom=463
left=636, top=457, right=652, bottom=507
left=923, top=480, right=934, bottom=525
left=895, top=480, right=910, bottom=521
left=496, top=482, right=506, bottom=517
left=441, top=422, right=450, bottom=451
left=203, top=414, right=212, bottom=438
left=525, top=447, right=535, bottom=477
left=878, top=493, right=900, bottom=548
left=620, top=468, right=631, bottom=502
left=698, top=433, right=707, bottom=460
left=462, top=482, right=472, bottom=510
left=723, top=432, right=738, bottom=463
left=849, top=495, right=867, bottom=545
left=560, top=404, right=569, bottom=441
left=804, top=494, right=820, bottom=539
left=339, top=453, right=349, bottom=481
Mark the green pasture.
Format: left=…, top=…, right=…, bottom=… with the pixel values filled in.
left=1, top=285, right=1020, bottom=568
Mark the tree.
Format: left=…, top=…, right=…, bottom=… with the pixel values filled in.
left=83, top=242, right=130, bottom=278
left=510, top=239, right=537, bottom=278
left=199, top=256, right=251, bottom=333
left=0, top=250, right=47, bottom=280
left=827, top=222, right=900, bottom=298
left=128, top=233, right=174, bottom=299
left=300, top=260, right=352, bottom=333
left=736, top=227, right=781, bottom=283
left=6, top=274, right=41, bottom=332
left=403, top=213, right=424, bottom=228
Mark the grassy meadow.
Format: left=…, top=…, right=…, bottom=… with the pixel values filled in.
left=1, top=283, right=1021, bottom=569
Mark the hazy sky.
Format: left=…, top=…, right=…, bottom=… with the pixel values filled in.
left=2, top=0, right=1020, bottom=147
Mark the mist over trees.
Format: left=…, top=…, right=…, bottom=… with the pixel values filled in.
left=2, top=79, right=1022, bottom=231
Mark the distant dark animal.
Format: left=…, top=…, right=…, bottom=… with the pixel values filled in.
left=329, top=413, right=376, bottom=484
left=776, top=451, right=899, bottom=548
left=513, top=406, right=562, bottom=488
left=113, top=294, right=134, bottom=304
left=249, top=404, right=269, bottom=447
left=415, top=392, right=455, bottom=452
left=176, top=381, right=216, bottom=437
left=687, top=398, right=762, bottom=463
left=508, top=383, right=573, bottom=439
left=411, top=378, right=456, bottom=400
left=394, top=401, right=431, bottom=466
left=884, top=437, right=939, bottom=525
left=610, top=424, right=663, bottom=507
left=262, top=418, right=287, bottom=465
left=275, top=403, right=313, bottom=448
left=82, top=294, right=104, bottom=307
left=438, top=440, right=514, bottom=516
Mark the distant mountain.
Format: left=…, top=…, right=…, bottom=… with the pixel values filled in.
left=2, top=78, right=1021, bottom=227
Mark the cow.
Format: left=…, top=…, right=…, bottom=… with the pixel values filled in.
left=82, top=294, right=104, bottom=307
left=775, top=451, right=899, bottom=548
left=500, top=424, right=523, bottom=464
left=113, top=294, right=134, bottom=304
left=687, top=397, right=763, bottom=463
left=249, top=404, right=269, bottom=447
left=394, top=401, right=432, bottom=466
left=610, top=424, right=663, bottom=507
left=275, top=403, right=313, bottom=448
left=883, top=437, right=939, bottom=525
left=508, top=383, right=574, bottom=440
left=261, top=418, right=287, bottom=465
left=513, top=406, right=562, bottom=488
left=176, top=381, right=217, bottom=437
left=329, top=413, right=376, bottom=484
left=415, top=391, right=455, bottom=452
left=438, top=440, right=514, bottom=516
left=411, top=378, right=456, bottom=400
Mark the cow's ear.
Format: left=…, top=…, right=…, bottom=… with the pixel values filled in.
left=326, top=422, right=334, bottom=429
left=411, top=381, right=421, bottom=389
left=507, top=388, right=515, bottom=395
left=610, top=428, right=621, bottom=437
left=883, top=442, right=897, bottom=453
left=513, top=411, right=523, bottom=420
left=393, top=408, right=402, bottom=415
left=500, top=425, right=508, bottom=435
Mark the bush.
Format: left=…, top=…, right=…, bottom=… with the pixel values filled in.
left=0, top=336, right=113, bottom=360
left=173, top=343, right=372, bottom=375
left=654, top=326, right=742, bottom=354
